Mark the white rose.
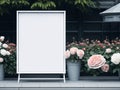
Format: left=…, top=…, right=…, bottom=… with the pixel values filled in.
left=2, top=43, right=8, bottom=48
left=0, top=36, right=5, bottom=41
left=111, top=53, right=120, bottom=65
left=0, top=57, right=3, bottom=63
left=0, top=49, right=7, bottom=56
left=6, top=51, right=11, bottom=55
left=116, top=47, right=119, bottom=50
left=105, top=48, right=112, bottom=53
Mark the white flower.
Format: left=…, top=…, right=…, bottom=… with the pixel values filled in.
left=105, top=48, right=112, bottom=53
left=116, top=47, right=119, bottom=50
left=64, top=50, right=70, bottom=59
left=70, top=47, right=78, bottom=55
left=77, top=49, right=84, bottom=59
left=0, top=49, right=7, bottom=56
left=111, top=53, right=120, bottom=65
left=0, top=57, right=3, bottom=63
left=0, top=36, right=5, bottom=41
left=2, top=43, right=8, bottom=48
left=6, top=51, right=11, bottom=55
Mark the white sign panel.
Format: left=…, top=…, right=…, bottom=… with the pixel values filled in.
left=17, top=11, right=66, bottom=74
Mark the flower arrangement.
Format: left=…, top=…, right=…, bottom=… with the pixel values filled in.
left=65, top=42, right=85, bottom=62
left=0, top=36, right=11, bottom=64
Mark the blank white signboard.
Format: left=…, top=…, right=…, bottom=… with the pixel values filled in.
left=17, top=11, right=66, bottom=74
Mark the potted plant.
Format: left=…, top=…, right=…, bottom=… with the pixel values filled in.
left=65, top=42, right=85, bottom=81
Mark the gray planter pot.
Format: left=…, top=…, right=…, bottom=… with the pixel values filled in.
left=118, top=68, right=120, bottom=80
left=67, top=61, right=80, bottom=81
left=0, top=64, right=4, bottom=80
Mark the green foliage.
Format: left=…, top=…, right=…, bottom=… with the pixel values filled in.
left=0, top=0, right=10, bottom=15
left=0, top=0, right=96, bottom=15
left=65, top=0, right=95, bottom=8
left=0, top=0, right=30, bottom=15
left=10, top=0, right=30, bottom=8
left=4, top=52, right=16, bottom=75
left=75, top=0, right=95, bottom=7
left=0, top=0, right=10, bottom=5
left=31, top=0, right=56, bottom=9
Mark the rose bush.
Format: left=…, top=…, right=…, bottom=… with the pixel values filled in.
left=0, top=36, right=16, bottom=77
left=67, top=37, right=120, bottom=76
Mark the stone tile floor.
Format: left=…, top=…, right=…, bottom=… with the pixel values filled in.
left=0, top=77, right=120, bottom=88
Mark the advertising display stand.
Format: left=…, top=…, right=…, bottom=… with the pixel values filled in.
left=17, top=11, right=66, bottom=83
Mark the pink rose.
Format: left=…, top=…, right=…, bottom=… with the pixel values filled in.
left=64, top=50, right=70, bottom=59
left=70, top=47, right=78, bottom=55
left=0, top=57, right=3, bottom=63
left=77, top=49, right=84, bottom=59
left=101, top=64, right=109, bottom=72
left=88, top=55, right=106, bottom=69
left=79, top=43, right=86, bottom=46
left=82, top=48, right=86, bottom=51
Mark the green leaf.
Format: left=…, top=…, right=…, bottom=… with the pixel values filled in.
left=104, top=55, right=109, bottom=59
left=113, top=69, right=118, bottom=74
left=90, top=51, right=95, bottom=55
left=31, top=1, right=56, bottom=9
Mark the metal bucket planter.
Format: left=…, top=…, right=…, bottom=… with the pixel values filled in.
left=0, top=64, right=4, bottom=80
left=118, top=68, right=120, bottom=80
left=67, top=61, right=80, bottom=81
